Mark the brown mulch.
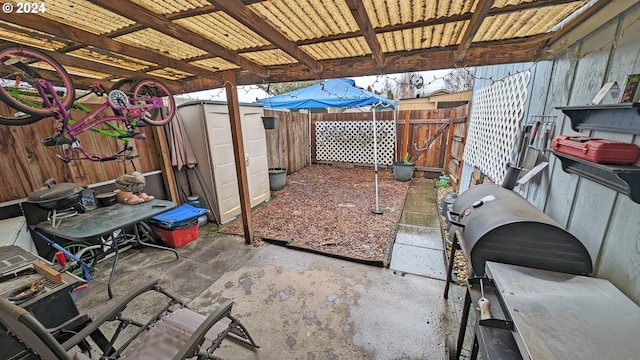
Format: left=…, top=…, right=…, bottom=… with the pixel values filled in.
left=219, top=164, right=410, bottom=262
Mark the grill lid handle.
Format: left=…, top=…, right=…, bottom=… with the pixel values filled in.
left=446, top=209, right=465, bottom=228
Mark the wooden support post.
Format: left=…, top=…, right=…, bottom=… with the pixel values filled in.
left=457, top=105, right=471, bottom=191
left=445, top=108, right=457, bottom=175
left=153, top=125, right=179, bottom=203
left=223, top=70, right=254, bottom=244
left=402, top=110, right=410, bottom=160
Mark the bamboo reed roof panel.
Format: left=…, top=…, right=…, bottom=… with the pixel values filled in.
left=67, top=47, right=156, bottom=72
left=61, top=66, right=111, bottom=80
left=114, top=29, right=209, bottom=60
left=0, top=0, right=607, bottom=93
left=174, top=12, right=270, bottom=50
left=190, top=58, right=240, bottom=72
left=241, top=49, right=298, bottom=66
left=364, top=0, right=476, bottom=27
left=131, top=0, right=211, bottom=15
left=26, top=0, right=135, bottom=35
left=146, top=68, right=195, bottom=80
left=301, top=38, right=371, bottom=60
left=476, top=3, right=587, bottom=41
left=0, top=21, right=71, bottom=51
left=377, top=21, right=469, bottom=52
left=27, top=60, right=108, bottom=80
left=249, top=0, right=359, bottom=41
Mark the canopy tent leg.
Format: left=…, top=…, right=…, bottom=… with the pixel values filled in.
left=308, top=110, right=312, bottom=166
left=371, top=108, right=382, bottom=215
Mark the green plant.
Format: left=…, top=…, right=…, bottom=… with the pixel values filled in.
left=436, top=175, right=450, bottom=188
left=403, top=152, right=414, bottom=164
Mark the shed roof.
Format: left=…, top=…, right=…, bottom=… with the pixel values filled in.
left=0, top=0, right=609, bottom=94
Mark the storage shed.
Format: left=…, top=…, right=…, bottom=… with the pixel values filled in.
left=176, top=100, right=270, bottom=224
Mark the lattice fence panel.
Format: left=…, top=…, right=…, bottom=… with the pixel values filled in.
left=316, top=120, right=395, bottom=165
left=463, top=71, right=531, bottom=183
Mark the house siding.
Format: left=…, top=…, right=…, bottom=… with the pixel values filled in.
left=470, top=3, right=640, bottom=304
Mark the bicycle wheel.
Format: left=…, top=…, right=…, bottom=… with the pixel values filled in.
left=108, top=78, right=135, bottom=118
left=0, top=45, right=75, bottom=119
left=48, top=241, right=98, bottom=278
left=109, top=78, right=155, bottom=123
left=136, top=221, right=160, bottom=245
left=132, top=79, right=175, bottom=125
left=0, top=102, right=43, bottom=126
left=109, top=78, right=135, bottom=94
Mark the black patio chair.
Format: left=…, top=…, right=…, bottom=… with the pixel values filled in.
left=0, top=278, right=259, bottom=360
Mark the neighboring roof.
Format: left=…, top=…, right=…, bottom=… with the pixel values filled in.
left=398, top=89, right=471, bottom=110
left=429, top=90, right=472, bottom=102
left=176, top=99, right=264, bottom=108
left=0, top=0, right=616, bottom=94
left=256, top=78, right=394, bottom=109
left=423, top=89, right=453, bottom=98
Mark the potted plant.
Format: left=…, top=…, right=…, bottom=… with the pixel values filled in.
left=268, top=168, right=287, bottom=190
left=262, top=115, right=279, bottom=129
left=393, top=153, right=416, bottom=181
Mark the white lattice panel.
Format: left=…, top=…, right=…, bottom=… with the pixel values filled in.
left=463, top=71, right=531, bottom=183
left=316, top=120, right=395, bottom=165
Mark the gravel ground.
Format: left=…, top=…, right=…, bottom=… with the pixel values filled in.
left=219, top=164, right=410, bottom=262
left=437, top=185, right=469, bottom=284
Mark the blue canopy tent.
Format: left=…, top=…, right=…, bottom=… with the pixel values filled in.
left=257, top=78, right=395, bottom=214
left=256, top=78, right=394, bottom=109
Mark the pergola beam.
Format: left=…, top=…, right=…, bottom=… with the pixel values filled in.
left=457, top=0, right=495, bottom=64
left=209, top=0, right=324, bottom=74
left=44, top=51, right=182, bottom=89
left=89, top=0, right=268, bottom=78
left=236, top=0, right=577, bottom=53
left=0, top=12, right=213, bottom=86
left=181, top=34, right=551, bottom=92
left=345, top=0, right=386, bottom=67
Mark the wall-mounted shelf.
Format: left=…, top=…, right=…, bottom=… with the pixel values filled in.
left=551, top=150, right=640, bottom=204
left=556, top=103, right=640, bottom=134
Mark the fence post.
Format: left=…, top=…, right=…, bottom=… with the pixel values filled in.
left=445, top=108, right=457, bottom=176
left=401, top=110, right=410, bottom=160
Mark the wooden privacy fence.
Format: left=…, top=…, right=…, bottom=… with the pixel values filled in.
left=0, top=103, right=468, bottom=202
left=263, top=109, right=309, bottom=174
left=0, top=102, right=163, bottom=202
left=397, top=106, right=469, bottom=186
left=265, top=104, right=469, bottom=184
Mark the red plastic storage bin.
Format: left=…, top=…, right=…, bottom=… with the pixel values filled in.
left=551, top=135, right=640, bottom=165
left=152, top=225, right=198, bottom=248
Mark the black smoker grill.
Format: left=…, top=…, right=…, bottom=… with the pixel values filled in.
left=444, top=184, right=592, bottom=297
left=441, top=185, right=640, bottom=360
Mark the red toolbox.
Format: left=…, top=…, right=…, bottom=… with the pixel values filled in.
left=551, top=135, right=640, bottom=165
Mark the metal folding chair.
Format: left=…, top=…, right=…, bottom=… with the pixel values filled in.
left=0, top=278, right=259, bottom=360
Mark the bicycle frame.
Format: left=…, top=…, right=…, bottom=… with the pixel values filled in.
left=2, top=46, right=174, bottom=164
left=8, top=87, right=145, bottom=142
left=34, top=79, right=161, bottom=162
left=72, top=102, right=144, bottom=140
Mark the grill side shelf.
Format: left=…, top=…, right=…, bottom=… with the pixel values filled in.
left=455, top=277, right=522, bottom=360
left=468, top=277, right=514, bottom=331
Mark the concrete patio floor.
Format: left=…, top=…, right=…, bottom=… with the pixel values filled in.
left=74, top=179, right=467, bottom=360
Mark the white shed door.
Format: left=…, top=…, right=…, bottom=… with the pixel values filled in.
left=205, top=111, right=269, bottom=223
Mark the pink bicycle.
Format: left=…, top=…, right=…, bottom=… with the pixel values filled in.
left=0, top=45, right=176, bottom=162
